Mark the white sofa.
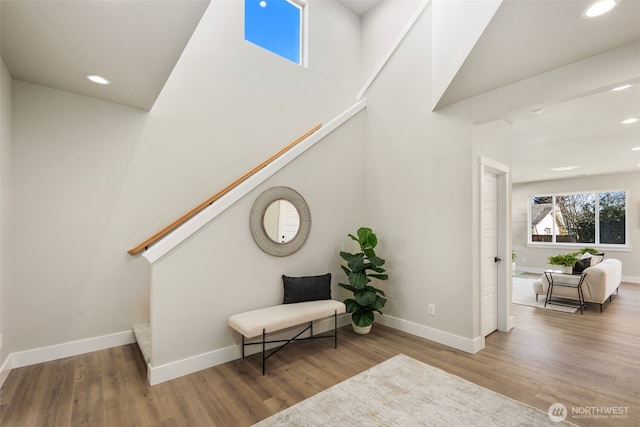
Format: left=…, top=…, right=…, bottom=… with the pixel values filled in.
left=532, top=258, right=622, bottom=312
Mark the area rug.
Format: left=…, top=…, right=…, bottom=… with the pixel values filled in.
left=254, top=354, right=574, bottom=426
left=512, top=276, right=577, bottom=313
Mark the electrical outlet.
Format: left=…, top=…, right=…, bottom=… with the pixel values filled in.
left=428, top=304, right=436, bottom=316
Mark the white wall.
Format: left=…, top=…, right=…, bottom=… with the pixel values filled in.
left=360, top=0, right=477, bottom=345
left=145, top=0, right=364, bottom=370
left=513, top=171, right=640, bottom=283
left=152, top=116, right=366, bottom=367
left=9, top=0, right=363, bottom=362
left=0, top=58, right=12, bottom=370
left=11, top=82, right=150, bottom=351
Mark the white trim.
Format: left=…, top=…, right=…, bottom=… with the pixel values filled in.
left=478, top=155, right=510, bottom=174
left=148, top=314, right=351, bottom=385
left=377, top=315, right=482, bottom=354
left=143, top=99, right=367, bottom=264
left=0, top=353, right=12, bottom=389
left=10, top=330, right=135, bottom=369
left=478, top=156, right=512, bottom=346
left=148, top=344, right=238, bottom=386
left=355, top=0, right=431, bottom=101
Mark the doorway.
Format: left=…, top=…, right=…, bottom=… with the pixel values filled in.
left=479, top=156, right=512, bottom=340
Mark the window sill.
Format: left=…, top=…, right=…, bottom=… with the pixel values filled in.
left=526, top=243, right=631, bottom=252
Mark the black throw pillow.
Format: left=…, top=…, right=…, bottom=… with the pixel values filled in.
left=282, top=273, right=331, bottom=304
left=573, top=258, right=591, bottom=273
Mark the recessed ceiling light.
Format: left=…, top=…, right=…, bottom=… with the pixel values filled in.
left=621, top=117, right=639, bottom=124
left=583, top=0, right=618, bottom=18
left=632, top=147, right=640, bottom=151
left=551, top=165, right=579, bottom=172
left=86, top=74, right=111, bottom=85
left=611, top=84, right=631, bottom=91
left=531, top=108, right=544, bottom=114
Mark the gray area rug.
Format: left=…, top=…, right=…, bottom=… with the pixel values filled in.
left=512, top=276, right=577, bottom=313
left=254, top=354, right=573, bottom=426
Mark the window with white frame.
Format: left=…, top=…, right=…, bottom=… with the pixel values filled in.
left=529, top=191, right=626, bottom=246
left=244, top=0, right=305, bottom=65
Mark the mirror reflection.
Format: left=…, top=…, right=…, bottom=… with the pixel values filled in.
left=263, top=199, right=300, bottom=243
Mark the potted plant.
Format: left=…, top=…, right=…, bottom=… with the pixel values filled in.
left=511, top=250, right=517, bottom=273
left=577, top=247, right=599, bottom=255
left=547, top=252, right=579, bottom=274
left=339, top=227, right=389, bottom=335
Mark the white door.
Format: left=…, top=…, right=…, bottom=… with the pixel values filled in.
left=481, top=171, right=499, bottom=336
left=277, top=200, right=300, bottom=243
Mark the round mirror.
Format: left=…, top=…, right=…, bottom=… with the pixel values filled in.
left=250, top=187, right=311, bottom=256
left=263, top=199, right=300, bottom=243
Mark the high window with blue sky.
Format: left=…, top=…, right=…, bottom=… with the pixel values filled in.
left=244, top=0, right=305, bottom=65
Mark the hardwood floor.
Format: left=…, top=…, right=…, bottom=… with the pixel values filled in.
left=1, top=282, right=638, bottom=426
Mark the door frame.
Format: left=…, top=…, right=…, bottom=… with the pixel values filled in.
left=478, top=156, right=513, bottom=348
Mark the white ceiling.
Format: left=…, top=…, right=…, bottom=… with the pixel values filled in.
left=1, top=0, right=639, bottom=183
left=0, top=0, right=210, bottom=111
left=438, top=0, right=640, bottom=183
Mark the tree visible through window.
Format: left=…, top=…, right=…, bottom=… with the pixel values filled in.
left=244, top=0, right=302, bottom=65
left=529, top=191, right=626, bottom=246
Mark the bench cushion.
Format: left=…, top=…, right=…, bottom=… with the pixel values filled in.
left=228, top=300, right=346, bottom=339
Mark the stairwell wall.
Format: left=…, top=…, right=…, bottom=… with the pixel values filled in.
left=9, top=0, right=363, bottom=362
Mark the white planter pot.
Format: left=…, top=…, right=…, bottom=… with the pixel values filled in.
left=561, top=265, right=573, bottom=274
left=352, top=323, right=372, bottom=335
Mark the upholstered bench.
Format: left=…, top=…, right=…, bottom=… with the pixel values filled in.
left=228, top=299, right=346, bottom=375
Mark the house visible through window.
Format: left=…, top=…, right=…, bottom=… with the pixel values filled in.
left=529, top=191, right=626, bottom=246
left=244, top=0, right=304, bottom=65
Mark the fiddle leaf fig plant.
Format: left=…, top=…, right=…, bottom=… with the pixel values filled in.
left=339, top=227, right=389, bottom=327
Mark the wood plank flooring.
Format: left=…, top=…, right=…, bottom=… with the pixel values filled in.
left=1, top=281, right=638, bottom=426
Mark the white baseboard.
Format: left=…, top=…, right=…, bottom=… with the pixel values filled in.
left=10, top=330, right=135, bottom=369
left=0, top=353, right=12, bottom=389
left=148, top=314, right=352, bottom=386
left=0, top=330, right=135, bottom=390
left=148, top=344, right=239, bottom=386
left=377, top=314, right=483, bottom=354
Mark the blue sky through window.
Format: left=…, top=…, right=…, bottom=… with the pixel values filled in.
left=245, top=0, right=301, bottom=64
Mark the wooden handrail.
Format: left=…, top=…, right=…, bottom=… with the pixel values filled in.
left=127, top=123, right=322, bottom=255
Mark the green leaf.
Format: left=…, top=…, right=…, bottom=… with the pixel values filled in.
left=349, top=270, right=368, bottom=289
left=352, top=310, right=374, bottom=327
left=354, top=288, right=377, bottom=306
left=372, top=295, right=387, bottom=310
left=367, top=254, right=385, bottom=267
left=368, top=273, right=388, bottom=281
left=340, top=251, right=356, bottom=262
left=346, top=253, right=365, bottom=272
left=340, top=265, right=351, bottom=277
left=344, top=298, right=362, bottom=313
left=365, top=265, right=386, bottom=274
